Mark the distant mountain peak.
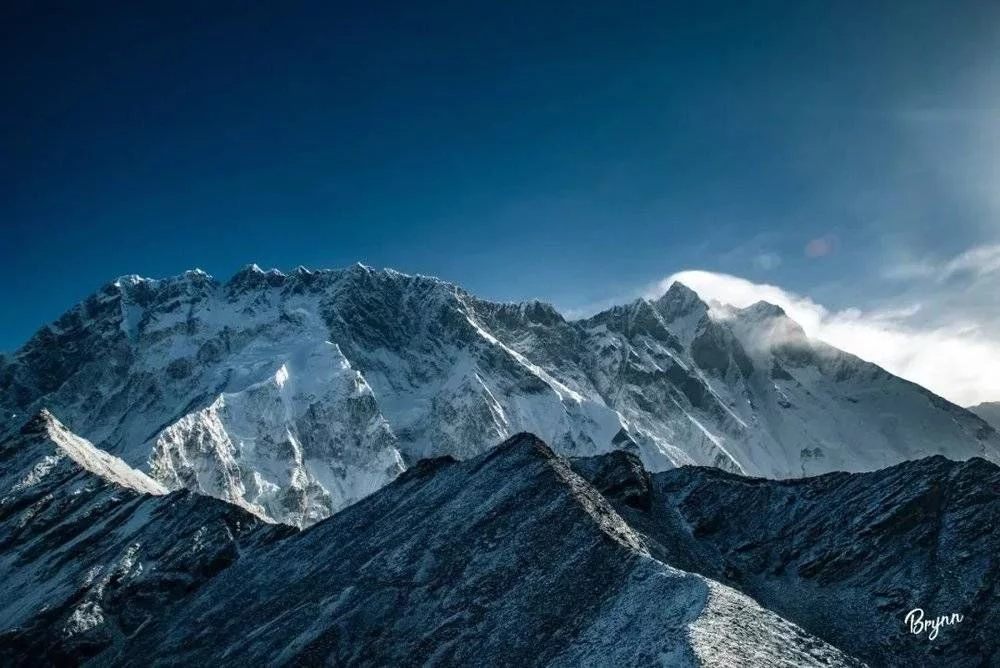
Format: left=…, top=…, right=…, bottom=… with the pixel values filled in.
left=652, top=281, right=709, bottom=323
left=729, top=300, right=808, bottom=350
left=740, top=300, right=788, bottom=320
left=111, top=273, right=147, bottom=286
left=183, top=268, right=211, bottom=279
left=969, top=401, right=1000, bottom=430
left=227, top=263, right=287, bottom=291
left=656, top=280, right=703, bottom=307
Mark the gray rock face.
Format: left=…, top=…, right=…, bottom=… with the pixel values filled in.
left=573, top=451, right=1000, bottom=667
left=1, top=265, right=997, bottom=526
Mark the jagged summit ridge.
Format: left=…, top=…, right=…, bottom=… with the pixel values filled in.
left=1, top=263, right=997, bottom=526
left=101, top=263, right=578, bottom=318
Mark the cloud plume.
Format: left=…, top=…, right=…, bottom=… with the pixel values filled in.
left=651, top=246, right=1000, bottom=407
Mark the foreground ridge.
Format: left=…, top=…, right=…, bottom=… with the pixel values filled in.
left=572, top=450, right=1000, bottom=667
left=1, top=432, right=865, bottom=666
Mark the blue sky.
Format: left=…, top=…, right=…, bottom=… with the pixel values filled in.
left=3, top=2, right=999, bottom=402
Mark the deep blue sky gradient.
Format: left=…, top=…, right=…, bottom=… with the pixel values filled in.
left=3, top=1, right=999, bottom=351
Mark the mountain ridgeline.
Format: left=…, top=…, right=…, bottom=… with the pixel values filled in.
left=1, top=264, right=997, bottom=526
left=1, top=424, right=995, bottom=666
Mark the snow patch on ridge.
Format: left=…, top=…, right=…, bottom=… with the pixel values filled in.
left=9, top=410, right=167, bottom=497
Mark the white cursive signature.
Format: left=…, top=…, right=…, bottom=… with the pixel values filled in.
left=904, top=608, right=963, bottom=640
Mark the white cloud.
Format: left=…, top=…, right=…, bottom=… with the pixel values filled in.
left=940, top=244, right=1000, bottom=280
left=886, top=243, right=1000, bottom=282
left=649, top=249, right=1000, bottom=407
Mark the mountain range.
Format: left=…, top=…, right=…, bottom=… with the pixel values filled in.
left=1, top=264, right=996, bottom=526
left=1, top=419, right=995, bottom=665
left=1, top=264, right=997, bottom=665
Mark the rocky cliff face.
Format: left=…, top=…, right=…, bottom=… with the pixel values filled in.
left=1, top=265, right=997, bottom=525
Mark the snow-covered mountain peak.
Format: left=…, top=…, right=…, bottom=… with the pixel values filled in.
left=515, top=299, right=564, bottom=323
left=182, top=268, right=211, bottom=280
left=740, top=300, right=788, bottom=321
left=471, top=297, right=567, bottom=329
left=642, top=282, right=710, bottom=348
left=579, top=298, right=685, bottom=353
left=226, top=263, right=288, bottom=293
left=110, top=267, right=218, bottom=293
left=653, top=280, right=708, bottom=318
left=726, top=300, right=809, bottom=355
left=105, top=268, right=219, bottom=316
left=3, top=262, right=999, bottom=525
left=110, top=273, right=152, bottom=290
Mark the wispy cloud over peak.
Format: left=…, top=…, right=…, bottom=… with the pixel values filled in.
left=651, top=258, right=1000, bottom=407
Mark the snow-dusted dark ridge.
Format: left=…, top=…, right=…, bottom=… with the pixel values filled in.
left=1, top=264, right=997, bottom=525
left=2, top=428, right=995, bottom=665
left=573, top=450, right=1000, bottom=667
left=0, top=411, right=288, bottom=662
left=0, top=430, right=857, bottom=666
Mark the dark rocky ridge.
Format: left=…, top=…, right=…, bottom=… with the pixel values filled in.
left=2, top=428, right=860, bottom=666
left=0, top=413, right=289, bottom=665
left=2, top=416, right=996, bottom=666
left=573, top=451, right=1000, bottom=667
left=112, top=433, right=857, bottom=666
